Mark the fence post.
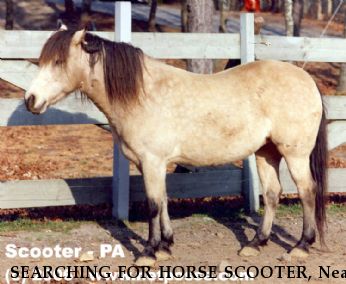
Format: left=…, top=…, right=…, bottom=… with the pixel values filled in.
left=240, top=13, right=260, bottom=212
left=112, top=1, right=131, bottom=220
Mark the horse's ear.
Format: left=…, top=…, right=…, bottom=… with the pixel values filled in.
left=57, top=19, right=68, bottom=31
left=72, top=29, right=87, bottom=45
left=59, top=24, right=68, bottom=31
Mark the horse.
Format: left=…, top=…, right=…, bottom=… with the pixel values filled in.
left=25, top=27, right=328, bottom=266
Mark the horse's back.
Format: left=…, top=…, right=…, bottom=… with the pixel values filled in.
left=124, top=59, right=322, bottom=166
left=175, top=60, right=322, bottom=164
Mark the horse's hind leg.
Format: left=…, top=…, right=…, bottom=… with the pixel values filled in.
left=284, top=154, right=316, bottom=258
left=135, top=157, right=173, bottom=266
left=239, top=143, right=282, bottom=256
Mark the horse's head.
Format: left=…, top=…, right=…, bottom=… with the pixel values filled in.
left=25, top=27, right=88, bottom=114
left=26, top=26, right=144, bottom=114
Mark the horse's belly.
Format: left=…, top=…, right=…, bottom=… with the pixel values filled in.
left=175, top=120, right=270, bottom=166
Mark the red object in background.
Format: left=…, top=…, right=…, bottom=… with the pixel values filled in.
left=245, top=0, right=260, bottom=12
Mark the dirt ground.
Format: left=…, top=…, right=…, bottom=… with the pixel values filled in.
left=1, top=1, right=346, bottom=283
left=0, top=207, right=346, bottom=283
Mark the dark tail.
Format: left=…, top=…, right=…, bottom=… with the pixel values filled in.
left=310, top=99, right=328, bottom=246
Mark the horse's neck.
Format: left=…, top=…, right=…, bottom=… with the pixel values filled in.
left=81, top=56, right=182, bottom=137
left=81, top=63, right=124, bottom=131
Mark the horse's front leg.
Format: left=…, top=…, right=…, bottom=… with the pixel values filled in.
left=156, top=192, right=174, bottom=260
left=135, top=157, right=173, bottom=266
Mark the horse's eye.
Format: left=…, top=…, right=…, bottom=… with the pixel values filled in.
left=54, top=59, right=62, bottom=66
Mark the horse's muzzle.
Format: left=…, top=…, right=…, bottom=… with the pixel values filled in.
left=25, top=94, right=41, bottom=115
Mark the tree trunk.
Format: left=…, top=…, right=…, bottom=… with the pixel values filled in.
left=321, top=0, right=332, bottom=19
left=219, top=0, right=230, bottom=32
left=63, top=0, right=81, bottom=27
left=186, top=0, right=214, bottom=74
left=230, top=0, right=241, bottom=10
left=266, top=0, right=277, bottom=11
left=293, top=0, right=304, bottom=36
left=82, top=0, right=92, bottom=13
left=303, top=0, right=310, bottom=14
left=148, top=0, right=158, bottom=31
left=309, top=0, right=323, bottom=19
left=284, top=0, right=294, bottom=36
left=337, top=10, right=346, bottom=94
left=271, top=0, right=283, bottom=12
left=65, top=0, right=75, bottom=15
left=5, top=0, right=14, bottom=30
left=332, top=0, right=339, bottom=13
left=181, top=0, right=188, bottom=32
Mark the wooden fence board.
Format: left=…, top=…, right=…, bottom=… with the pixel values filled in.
left=0, top=170, right=243, bottom=209
left=130, top=170, right=243, bottom=202
left=0, top=97, right=107, bottom=126
left=280, top=164, right=346, bottom=194
left=4, top=31, right=346, bottom=62
left=132, top=33, right=240, bottom=59
left=0, top=60, right=38, bottom=90
left=0, top=31, right=54, bottom=59
left=0, top=167, right=345, bottom=209
left=255, top=35, right=346, bottom=62
left=0, top=31, right=240, bottom=59
left=0, top=31, right=114, bottom=59
left=328, top=121, right=346, bottom=150
left=324, top=96, right=346, bottom=120
left=0, top=177, right=113, bottom=208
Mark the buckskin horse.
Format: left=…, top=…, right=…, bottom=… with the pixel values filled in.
left=25, top=27, right=327, bottom=266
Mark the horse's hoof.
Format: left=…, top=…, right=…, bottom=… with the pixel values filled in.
left=289, top=247, right=309, bottom=258
left=155, top=250, right=172, bottom=261
left=134, top=256, right=156, bottom=267
left=238, top=246, right=260, bottom=257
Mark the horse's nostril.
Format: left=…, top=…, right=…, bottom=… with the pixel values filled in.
left=25, top=94, right=36, bottom=111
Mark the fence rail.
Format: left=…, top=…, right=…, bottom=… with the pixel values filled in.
left=0, top=169, right=243, bottom=209
left=1, top=166, right=345, bottom=209
left=3, top=31, right=346, bottom=62
left=0, top=7, right=346, bottom=216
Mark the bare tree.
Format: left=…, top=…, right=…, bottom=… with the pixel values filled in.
left=284, top=0, right=294, bottom=36
left=284, top=0, right=304, bottom=36
left=337, top=9, right=346, bottom=94
left=62, top=0, right=81, bottom=27
left=271, top=0, right=283, bottom=12
left=147, top=0, right=158, bottom=31
left=332, top=0, right=340, bottom=13
left=230, top=0, right=241, bottom=10
left=322, top=0, right=332, bottom=19
left=65, top=0, right=75, bottom=16
left=5, top=0, right=14, bottom=30
left=260, top=0, right=270, bottom=11
left=181, top=0, right=188, bottom=32
left=293, top=0, right=304, bottom=36
left=186, top=0, right=215, bottom=74
left=219, top=0, right=230, bottom=32
left=309, top=0, right=323, bottom=19
left=82, top=0, right=92, bottom=13
left=303, top=0, right=310, bottom=14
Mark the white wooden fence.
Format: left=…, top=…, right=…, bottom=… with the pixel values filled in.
left=0, top=3, right=346, bottom=219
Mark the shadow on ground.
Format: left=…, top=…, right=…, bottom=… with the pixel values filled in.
left=4, top=194, right=346, bottom=257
